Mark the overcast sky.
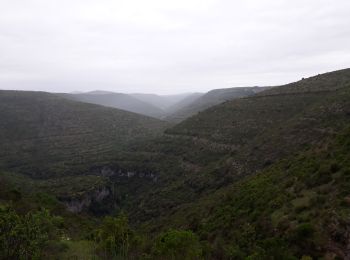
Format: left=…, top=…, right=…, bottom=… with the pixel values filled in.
left=0, top=0, right=349, bottom=94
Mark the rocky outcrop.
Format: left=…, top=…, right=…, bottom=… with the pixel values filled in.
left=61, top=166, right=158, bottom=213
left=62, top=186, right=110, bottom=213
left=94, top=166, right=158, bottom=182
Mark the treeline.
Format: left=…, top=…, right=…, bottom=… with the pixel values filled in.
left=0, top=207, right=62, bottom=259
left=0, top=206, right=202, bottom=259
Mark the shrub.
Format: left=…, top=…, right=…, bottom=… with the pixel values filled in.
left=0, top=207, right=58, bottom=259
left=152, top=229, right=202, bottom=260
left=330, top=162, right=341, bottom=173
left=95, top=213, right=132, bottom=259
left=224, top=244, right=245, bottom=260
left=295, top=223, right=315, bottom=240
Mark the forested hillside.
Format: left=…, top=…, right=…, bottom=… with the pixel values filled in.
left=0, top=90, right=168, bottom=210
left=153, top=125, right=350, bottom=259
left=1, top=69, right=350, bottom=259
left=124, top=69, right=350, bottom=226
left=165, top=86, right=268, bottom=122
left=62, top=92, right=166, bottom=118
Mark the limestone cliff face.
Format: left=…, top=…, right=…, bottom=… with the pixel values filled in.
left=98, top=166, right=158, bottom=182
left=61, top=166, right=157, bottom=213
left=62, top=186, right=111, bottom=213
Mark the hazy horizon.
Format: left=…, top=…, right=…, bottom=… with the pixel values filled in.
left=1, top=0, right=350, bottom=94
left=0, top=85, right=267, bottom=95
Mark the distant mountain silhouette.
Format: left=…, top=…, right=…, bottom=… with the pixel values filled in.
left=61, top=91, right=165, bottom=118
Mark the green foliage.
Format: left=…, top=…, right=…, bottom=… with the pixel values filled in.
left=1, top=69, right=350, bottom=259
left=129, top=68, right=350, bottom=231
left=0, top=207, right=59, bottom=259
left=166, top=87, right=263, bottom=122
left=96, top=213, right=132, bottom=259
left=56, top=240, right=97, bottom=260
left=293, top=223, right=315, bottom=240
left=156, top=126, right=350, bottom=259
left=300, top=256, right=313, bottom=260
left=0, top=90, right=167, bottom=180
left=151, top=229, right=202, bottom=260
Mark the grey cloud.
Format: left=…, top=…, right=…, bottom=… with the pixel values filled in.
left=0, top=0, right=349, bottom=94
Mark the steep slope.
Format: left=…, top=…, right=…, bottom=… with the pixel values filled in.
left=261, top=68, right=350, bottom=95
left=123, top=69, right=350, bottom=224
left=1, top=69, right=350, bottom=258
left=62, top=92, right=165, bottom=118
left=152, top=126, right=350, bottom=259
left=168, top=69, right=350, bottom=168
left=165, top=86, right=267, bottom=122
left=0, top=90, right=167, bottom=179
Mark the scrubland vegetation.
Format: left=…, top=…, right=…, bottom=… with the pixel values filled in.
left=1, top=69, right=350, bottom=259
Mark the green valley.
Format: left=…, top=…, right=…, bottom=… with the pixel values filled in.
left=1, top=68, right=350, bottom=259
